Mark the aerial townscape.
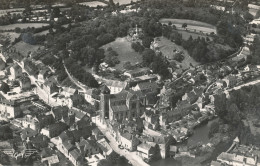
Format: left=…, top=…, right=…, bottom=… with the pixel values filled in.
left=0, top=0, right=260, bottom=165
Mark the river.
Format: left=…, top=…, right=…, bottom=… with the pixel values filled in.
left=150, top=119, right=219, bottom=166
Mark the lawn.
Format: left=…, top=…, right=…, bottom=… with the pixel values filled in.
left=160, top=18, right=217, bottom=34
left=178, top=30, right=213, bottom=40
left=12, top=41, right=43, bottom=57
left=0, top=23, right=49, bottom=31
left=156, top=37, right=199, bottom=69
left=104, top=0, right=139, bottom=5
left=78, top=1, right=108, bottom=7
left=101, top=37, right=142, bottom=70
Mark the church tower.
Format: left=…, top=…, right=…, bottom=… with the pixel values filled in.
left=100, top=85, right=110, bottom=123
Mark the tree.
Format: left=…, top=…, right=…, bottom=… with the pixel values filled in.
left=0, top=82, right=10, bottom=94
left=142, top=49, right=155, bottom=67
left=182, top=23, right=187, bottom=29
left=142, top=36, right=153, bottom=48
left=208, top=121, right=219, bottom=138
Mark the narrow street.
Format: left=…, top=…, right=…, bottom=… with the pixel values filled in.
left=91, top=116, right=149, bottom=166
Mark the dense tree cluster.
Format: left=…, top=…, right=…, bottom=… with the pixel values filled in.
left=142, top=49, right=170, bottom=79
left=0, top=125, right=13, bottom=140
left=249, top=36, right=260, bottom=65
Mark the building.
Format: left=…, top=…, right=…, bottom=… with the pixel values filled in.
left=124, top=68, right=150, bottom=78
left=40, top=122, right=68, bottom=138
left=0, top=58, right=6, bottom=71
left=223, top=75, right=237, bottom=88
left=104, top=80, right=128, bottom=94
left=137, top=143, right=155, bottom=160
left=19, top=76, right=31, bottom=91
left=10, top=63, right=22, bottom=80
left=0, top=99, right=22, bottom=118
left=100, top=85, right=145, bottom=123
left=97, top=138, right=113, bottom=158
left=43, top=81, right=59, bottom=96
left=76, top=137, right=100, bottom=157
left=119, top=132, right=139, bottom=151
left=69, top=149, right=83, bottom=166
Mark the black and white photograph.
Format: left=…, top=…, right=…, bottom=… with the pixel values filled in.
left=0, top=0, right=260, bottom=165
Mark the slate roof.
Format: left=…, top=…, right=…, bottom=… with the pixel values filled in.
left=69, top=149, right=82, bottom=161
left=111, top=105, right=129, bottom=112
left=121, top=132, right=133, bottom=141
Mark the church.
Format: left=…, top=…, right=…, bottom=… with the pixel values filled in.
left=99, top=85, right=146, bottom=123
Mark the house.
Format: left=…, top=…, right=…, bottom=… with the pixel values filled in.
left=210, top=161, right=222, bottom=166
left=20, top=115, right=41, bottom=131
left=41, top=155, right=59, bottom=166
left=21, top=128, right=38, bottom=141
left=143, top=110, right=159, bottom=130
left=40, top=122, right=68, bottom=138
left=59, top=140, right=75, bottom=158
left=10, top=63, right=22, bottom=80
left=22, top=59, right=39, bottom=76
left=31, top=134, right=49, bottom=149
left=123, top=68, right=150, bottom=78
left=19, top=76, right=31, bottom=91
left=76, top=137, right=100, bottom=157
left=61, top=87, right=78, bottom=98
left=223, top=75, right=237, bottom=88
left=84, top=88, right=100, bottom=104
left=132, top=82, right=159, bottom=94
left=69, top=107, right=86, bottom=122
left=0, top=99, right=22, bottom=119
left=119, top=132, right=139, bottom=151
left=0, top=58, right=6, bottom=71
left=69, top=149, right=83, bottom=166
left=43, top=81, right=59, bottom=96
left=152, top=135, right=174, bottom=159
left=169, top=145, right=178, bottom=157
left=38, top=69, right=52, bottom=84
left=137, top=143, right=155, bottom=160
left=97, top=138, right=113, bottom=158
left=104, top=80, right=128, bottom=94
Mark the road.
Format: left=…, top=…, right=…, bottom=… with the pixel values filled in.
left=226, top=78, right=260, bottom=92
left=92, top=116, right=149, bottom=166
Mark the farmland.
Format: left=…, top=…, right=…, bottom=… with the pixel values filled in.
left=0, top=32, right=20, bottom=43
left=78, top=1, right=107, bottom=7
left=101, top=37, right=142, bottom=70
left=160, top=18, right=217, bottom=34
left=156, top=37, right=199, bottom=69
left=104, top=0, right=139, bottom=5
left=0, top=23, right=49, bottom=31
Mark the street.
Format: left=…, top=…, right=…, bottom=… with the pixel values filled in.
left=91, top=116, right=149, bottom=166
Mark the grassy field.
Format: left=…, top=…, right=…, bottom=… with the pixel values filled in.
left=0, top=23, right=49, bottom=31
left=160, top=18, right=217, bottom=34
left=13, top=41, right=43, bottom=57
left=101, top=37, right=142, bottom=70
left=178, top=30, right=213, bottom=40
left=78, top=1, right=107, bottom=7
left=104, top=0, right=139, bottom=5
left=156, top=37, right=199, bottom=69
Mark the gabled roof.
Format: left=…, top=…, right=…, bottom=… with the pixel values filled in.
left=62, top=141, right=74, bottom=151
left=137, top=143, right=152, bottom=151
left=111, top=105, right=129, bottom=112
left=136, top=82, right=158, bottom=91
left=69, top=149, right=82, bottom=161
left=121, top=132, right=133, bottom=141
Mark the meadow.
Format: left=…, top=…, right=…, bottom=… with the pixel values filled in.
left=160, top=18, right=217, bottom=34
left=78, top=1, right=107, bottom=7
left=156, top=37, right=199, bottom=69
left=104, top=0, right=139, bottom=5
left=0, top=23, right=49, bottom=31
left=101, top=37, right=142, bottom=70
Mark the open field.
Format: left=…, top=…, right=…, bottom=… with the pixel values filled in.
left=13, top=41, right=43, bottom=57
left=156, top=37, right=199, bottom=69
left=105, top=0, right=139, bottom=5
left=0, top=23, right=49, bottom=31
left=78, top=1, right=107, bottom=7
left=178, top=30, right=213, bottom=40
left=101, top=37, right=142, bottom=70
left=160, top=18, right=217, bottom=34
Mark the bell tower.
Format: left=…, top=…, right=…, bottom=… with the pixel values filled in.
left=100, top=85, right=110, bottom=123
